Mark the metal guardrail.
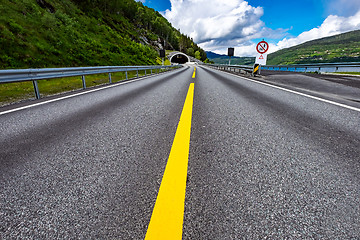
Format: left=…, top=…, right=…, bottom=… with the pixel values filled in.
left=262, top=62, right=360, bottom=73
left=205, top=62, right=360, bottom=75
left=0, top=65, right=181, bottom=99
left=205, top=64, right=253, bottom=74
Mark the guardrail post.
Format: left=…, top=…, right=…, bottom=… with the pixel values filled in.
left=32, top=80, right=40, bottom=99
left=82, top=75, right=86, bottom=89
left=136, top=70, right=139, bottom=78
left=125, top=71, right=128, bottom=80
left=145, top=69, right=147, bottom=76
left=151, top=69, right=153, bottom=75
left=108, top=73, right=112, bottom=83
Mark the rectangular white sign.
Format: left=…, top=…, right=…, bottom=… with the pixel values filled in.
left=255, top=53, right=267, bottom=65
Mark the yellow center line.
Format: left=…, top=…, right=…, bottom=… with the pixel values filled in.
left=145, top=83, right=195, bottom=240
left=192, top=67, right=196, bottom=78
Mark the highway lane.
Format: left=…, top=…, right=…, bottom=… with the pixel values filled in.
left=256, top=70, right=360, bottom=110
left=1, top=65, right=360, bottom=239
left=184, top=66, right=360, bottom=239
left=0, top=66, right=192, bottom=239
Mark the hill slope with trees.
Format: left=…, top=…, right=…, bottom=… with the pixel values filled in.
left=0, top=0, right=207, bottom=69
left=268, top=30, right=360, bottom=65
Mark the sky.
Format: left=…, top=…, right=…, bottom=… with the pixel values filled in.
left=140, top=0, right=360, bottom=56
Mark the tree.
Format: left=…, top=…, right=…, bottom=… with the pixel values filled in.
left=187, top=48, right=194, bottom=57
left=195, top=50, right=201, bottom=60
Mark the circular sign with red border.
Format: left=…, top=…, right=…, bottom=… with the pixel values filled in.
left=256, top=41, right=269, bottom=54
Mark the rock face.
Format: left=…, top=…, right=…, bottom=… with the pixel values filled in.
left=151, top=38, right=163, bottom=50
left=36, top=0, right=55, bottom=13
left=139, top=35, right=175, bottom=52
left=139, top=36, right=150, bottom=46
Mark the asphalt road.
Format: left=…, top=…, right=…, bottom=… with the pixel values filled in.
left=1, top=65, right=359, bottom=239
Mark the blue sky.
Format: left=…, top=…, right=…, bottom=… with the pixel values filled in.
left=141, top=0, right=171, bottom=12
left=141, top=0, right=360, bottom=56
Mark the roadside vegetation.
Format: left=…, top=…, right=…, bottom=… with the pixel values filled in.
left=332, top=72, right=360, bottom=75
left=0, top=0, right=208, bottom=105
left=0, top=0, right=208, bottom=69
left=0, top=68, right=173, bottom=106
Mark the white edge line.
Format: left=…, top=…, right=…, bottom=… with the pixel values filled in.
left=208, top=66, right=360, bottom=113
left=0, top=69, right=180, bottom=116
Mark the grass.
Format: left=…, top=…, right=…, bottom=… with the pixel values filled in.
left=155, top=56, right=171, bottom=66
left=0, top=81, right=35, bottom=104
left=0, top=68, right=172, bottom=106
left=332, top=72, right=360, bottom=75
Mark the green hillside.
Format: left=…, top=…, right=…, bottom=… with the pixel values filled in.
left=0, top=0, right=207, bottom=69
left=268, top=30, right=360, bottom=65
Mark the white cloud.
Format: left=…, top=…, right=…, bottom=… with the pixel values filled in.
left=163, top=0, right=289, bottom=56
left=272, top=10, right=360, bottom=53
left=164, top=1, right=360, bottom=57
left=208, top=10, right=360, bottom=56
left=199, top=40, right=256, bottom=56
left=165, top=0, right=264, bottom=44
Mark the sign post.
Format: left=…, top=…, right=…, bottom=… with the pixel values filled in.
left=254, top=40, right=269, bottom=75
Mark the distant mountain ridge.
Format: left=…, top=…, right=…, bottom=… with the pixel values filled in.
left=206, top=51, right=255, bottom=65
left=208, top=30, right=360, bottom=66
left=268, top=30, right=360, bottom=65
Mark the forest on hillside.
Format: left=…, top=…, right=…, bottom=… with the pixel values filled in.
left=268, top=30, right=360, bottom=65
left=0, top=0, right=207, bottom=69
left=72, top=0, right=207, bottom=60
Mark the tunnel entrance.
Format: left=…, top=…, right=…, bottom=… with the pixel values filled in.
left=170, top=53, right=190, bottom=64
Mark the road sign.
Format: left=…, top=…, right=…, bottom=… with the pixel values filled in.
left=255, top=40, right=268, bottom=66
left=253, top=63, right=260, bottom=75
left=255, top=53, right=267, bottom=65
left=228, top=48, right=235, bottom=65
left=228, top=48, right=234, bottom=57
left=256, top=40, right=269, bottom=54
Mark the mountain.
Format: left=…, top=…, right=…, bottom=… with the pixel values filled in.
left=268, top=30, right=360, bottom=65
left=0, top=0, right=208, bottom=69
left=206, top=51, right=255, bottom=65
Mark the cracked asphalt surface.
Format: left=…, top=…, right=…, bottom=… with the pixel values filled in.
left=1, top=65, right=359, bottom=239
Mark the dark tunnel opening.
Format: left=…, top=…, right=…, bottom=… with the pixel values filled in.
left=170, top=54, right=189, bottom=64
